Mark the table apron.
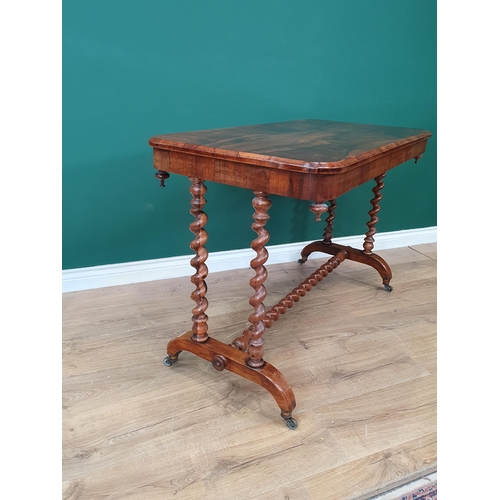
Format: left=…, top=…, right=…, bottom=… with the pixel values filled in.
left=152, top=140, right=427, bottom=200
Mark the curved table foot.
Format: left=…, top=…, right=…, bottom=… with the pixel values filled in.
left=299, top=241, right=393, bottom=290
left=164, top=332, right=296, bottom=418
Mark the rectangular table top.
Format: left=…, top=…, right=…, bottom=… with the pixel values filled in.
left=149, top=119, right=431, bottom=200
left=149, top=119, right=430, bottom=173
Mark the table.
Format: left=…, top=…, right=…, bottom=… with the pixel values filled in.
left=149, top=119, right=431, bottom=429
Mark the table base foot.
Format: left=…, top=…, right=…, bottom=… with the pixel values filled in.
left=165, top=332, right=297, bottom=422
left=299, top=241, right=393, bottom=290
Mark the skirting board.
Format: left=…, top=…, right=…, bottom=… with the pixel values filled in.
left=62, top=226, right=436, bottom=293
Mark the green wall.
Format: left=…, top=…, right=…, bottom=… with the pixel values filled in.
left=63, top=0, right=436, bottom=270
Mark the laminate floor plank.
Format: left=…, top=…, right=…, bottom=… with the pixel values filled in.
left=62, top=243, right=436, bottom=500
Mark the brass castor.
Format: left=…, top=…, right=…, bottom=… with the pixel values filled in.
left=281, top=414, right=298, bottom=430
left=163, top=355, right=177, bottom=367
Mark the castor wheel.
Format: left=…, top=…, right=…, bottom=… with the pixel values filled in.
left=163, top=355, right=177, bottom=367
left=282, top=415, right=298, bottom=430
left=384, top=284, right=393, bottom=293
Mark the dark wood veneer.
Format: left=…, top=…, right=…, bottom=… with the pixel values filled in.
left=151, top=120, right=429, bottom=200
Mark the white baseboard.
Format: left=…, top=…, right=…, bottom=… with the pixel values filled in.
left=62, top=226, right=436, bottom=293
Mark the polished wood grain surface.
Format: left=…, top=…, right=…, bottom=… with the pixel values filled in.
left=149, top=119, right=430, bottom=172
left=149, top=119, right=431, bottom=200
left=62, top=244, right=437, bottom=500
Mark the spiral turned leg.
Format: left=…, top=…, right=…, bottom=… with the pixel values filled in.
left=363, top=173, right=385, bottom=255
left=188, top=178, right=210, bottom=342
left=163, top=178, right=210, bottom=366
left=246, top=192, right=271, bottom=369
left=323, top=199, right=337, bottom=243
left=363, top=173, right=392, bottom=291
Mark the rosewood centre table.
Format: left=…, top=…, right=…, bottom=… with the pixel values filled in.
left=149, top=119, right=431, bottom=429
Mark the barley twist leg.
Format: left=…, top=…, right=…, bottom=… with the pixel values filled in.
left=362, top=173, right=392, bottom=291
left=246, top=192, right=271, bottom=368
left=188, top=177, right=209, bottom=343
left=323, top=199, right=337, bottom=243
left=363, top=173, right=385, bottom=255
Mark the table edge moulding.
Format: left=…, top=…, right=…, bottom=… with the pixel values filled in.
left=148, top=119, right=432, bottom=430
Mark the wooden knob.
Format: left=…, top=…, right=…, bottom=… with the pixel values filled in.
left=309, top=202, right=328, bottom=222
left=211, top=355, right=227, bottom=371
left=155, top=170, right=170, bottom=187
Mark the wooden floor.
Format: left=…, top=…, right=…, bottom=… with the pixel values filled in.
left=62, top=243, right=437, bottom=500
